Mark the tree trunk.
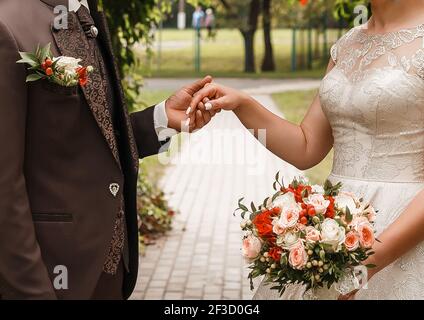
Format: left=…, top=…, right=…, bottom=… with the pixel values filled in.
left=239, top=0, right=261, bottom=73
left=242, top=31, right=256, bottom=73
left=261, top=0, right=275, bottom=72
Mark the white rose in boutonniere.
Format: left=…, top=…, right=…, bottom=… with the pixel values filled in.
left=54, top=56, right=82, bottom=73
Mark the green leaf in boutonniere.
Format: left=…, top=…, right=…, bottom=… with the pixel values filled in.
left=17, top=52, right=39, bottom=68
left=26, top=73, right=46, bottom=83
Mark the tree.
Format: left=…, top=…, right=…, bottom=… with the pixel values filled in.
left=261, top=0, right=275, bottom=72
left=214, top=0, right=261, bottom=73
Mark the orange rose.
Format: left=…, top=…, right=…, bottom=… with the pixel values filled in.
left=253, top=211, right=274, bottom=238
left=268, top=247, right=282, bottom=261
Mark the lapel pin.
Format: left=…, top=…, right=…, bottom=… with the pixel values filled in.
left=109, top=183, right=120, bottom=197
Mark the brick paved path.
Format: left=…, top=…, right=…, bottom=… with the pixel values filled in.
left=131, top=84, right=319, bottom=300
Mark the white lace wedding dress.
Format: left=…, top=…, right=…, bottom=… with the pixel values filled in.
left=254, top=22, right=424, bottom=300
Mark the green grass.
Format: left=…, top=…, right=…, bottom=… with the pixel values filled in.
left=135, top=89, right=173, bottom=184
left=136, top=28, right=341, bottom=78
left=272, top=90, right=334, bottom=184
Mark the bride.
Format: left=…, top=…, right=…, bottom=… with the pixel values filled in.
left=188, top=0, right=424, bottom=299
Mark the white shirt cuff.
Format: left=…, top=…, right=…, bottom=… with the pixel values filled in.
left=153, top=100, right=178, bottom=142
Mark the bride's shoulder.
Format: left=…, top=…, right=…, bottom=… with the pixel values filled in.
left=330, top=25, right=364, bottom=64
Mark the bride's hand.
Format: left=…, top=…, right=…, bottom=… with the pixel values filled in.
left=337, top=260, right=378, bottom=300
left=188, top=82, right=251, bottom=115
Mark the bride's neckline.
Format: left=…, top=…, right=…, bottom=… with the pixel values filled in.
left=358, top=21, right=424, bottom=37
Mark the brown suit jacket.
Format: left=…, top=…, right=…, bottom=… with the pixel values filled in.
left=0, top=0, right=162, bottom=299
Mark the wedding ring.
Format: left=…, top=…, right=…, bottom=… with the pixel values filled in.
left=205, top=102, right=213, bottom=111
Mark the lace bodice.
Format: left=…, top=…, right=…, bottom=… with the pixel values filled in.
left=319, top=23, right=424, bottom=182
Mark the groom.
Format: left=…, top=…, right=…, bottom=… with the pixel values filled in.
left=0, top=0, right=213, bottom=299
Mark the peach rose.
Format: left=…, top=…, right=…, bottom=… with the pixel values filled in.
left=344, top=231, right=360, bottom=251
left=358, top=223, right=375, bottom=248
left=304, top=194, right=330, bottom=214
left=242, top=235, right=262, bottom=260
left=272, top=222, right=286, bottom=236
left=305, top=226, right=321, bottom=242
left=288, top=243, right=308, bottom=270
left=349, top=216, right=369, bottom=231
left=275, top=204, right=301, bottom=229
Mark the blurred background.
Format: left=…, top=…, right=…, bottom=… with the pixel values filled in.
left=100, top=0, right=368, bottom=299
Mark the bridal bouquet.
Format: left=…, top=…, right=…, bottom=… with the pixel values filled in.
left=237, top=174, right=377, bottom=297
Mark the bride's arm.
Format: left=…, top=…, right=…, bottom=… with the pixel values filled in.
left=366, top=191, right=424, bottom=278
left=189, top=61, right=335, bottom=170
left=339, top=190, right=424, bottom=299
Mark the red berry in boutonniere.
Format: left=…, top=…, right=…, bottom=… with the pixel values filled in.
left=45, top=67, right=53, bottom=76
left=45, top=58, right=53, bottom=67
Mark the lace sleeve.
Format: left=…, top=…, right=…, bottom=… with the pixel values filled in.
left=330, top=42, right=338, bottom=64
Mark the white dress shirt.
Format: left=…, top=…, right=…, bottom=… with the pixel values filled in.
left=68, top=0, right=176, bottom=142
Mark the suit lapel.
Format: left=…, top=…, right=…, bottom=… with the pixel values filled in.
left=51, top=11, right=121, bottom=169
left=91, top=9, right=139, bottom=172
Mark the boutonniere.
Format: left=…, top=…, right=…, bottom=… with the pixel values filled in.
left=16, top=43, right=93, bottom=87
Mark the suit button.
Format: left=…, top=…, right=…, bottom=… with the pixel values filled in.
left=109, top=183, right=120, bottom=197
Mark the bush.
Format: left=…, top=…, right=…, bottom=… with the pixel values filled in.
left=136, top=171, right=176, bottom=254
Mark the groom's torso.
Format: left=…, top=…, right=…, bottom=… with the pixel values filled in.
left=0, top=0, right=140, bottom=299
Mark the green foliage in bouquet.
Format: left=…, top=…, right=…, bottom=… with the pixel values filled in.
left=137, top=170, right=176, bottom=254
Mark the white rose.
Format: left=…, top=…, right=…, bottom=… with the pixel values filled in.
left=54, top=56, right=82, bottom=73
left=277, top=230, right=300, bottom=250
left=272, top=192, right=297, bottom=210
left=311, top=185, right=325, bottom=194
left=320, top=218, right=346, bottom=251
left=335, top=192, right=359, bottom=214
left=304, top=194, right=330, bottom=214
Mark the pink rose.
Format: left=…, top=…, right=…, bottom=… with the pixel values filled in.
left=288, top=243, right=308, bottom=270
left=344, top=231, right=360, bottom=251
left=242, top=235, right=262, bottom=260
left=305, top=226, right=320, bottom=242
left=358, top=223, right=375, bottom=248
left=305, top=194, right=330, bottom=214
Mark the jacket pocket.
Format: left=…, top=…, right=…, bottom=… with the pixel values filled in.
left=41, top=81, right=78, bottom=96
left=32, top=213, right=73, bottom=223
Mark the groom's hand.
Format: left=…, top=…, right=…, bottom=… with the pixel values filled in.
left=165, top=76, right=215, bottom=132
